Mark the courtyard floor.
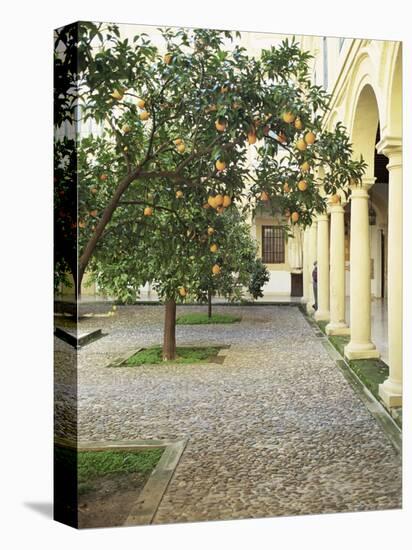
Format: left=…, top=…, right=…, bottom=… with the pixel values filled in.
left=54, top=305, right=401, bottom=523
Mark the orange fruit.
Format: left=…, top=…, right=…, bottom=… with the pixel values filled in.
left=89, top=210, right=98, bottom=217
left=122, top=124, right=131, bottom=133
left=137, top=98, right=145, bottom=109
left=177, top=143, right=186, bottom=153
left=174, top=138, right=183, bottom=145
left=330, top=194, right=341, bottom=204
left=208, top=196, right=218, bottom=208
left=144, top=207, right=153, bottom=216
left=220, top=86, right=229, bottom=93
left=247, top=132, right=257, bottom=144
left=295, top=139, right=307, bottom=151
left=91, top=188, right=98, bottom=194
left=210, top=243, right=218, bottom=253
left=78, top=221, right=86, bottom=228
left=214, top=194, right=224, bottom=207
left=203, top=203, right=210, bottom=209
left=215, top=159, right=226, bottom=171
left=175, top=190, right=184, bottom=199
left=139, top=111, right=150, bottom=121
left=222, top=195, right=232, bottom=207
left=278, top=132, right=287, bottom=143
left=212, top=264, right=221, bottom=275
left=260, top=191, right=270, bottom=201
left=164, top=53, right=173, bottom=64
left=294, top=117, right=303, bottom=130
left=300, top=161, right=311, bottom=172
left=215, top=118, right=227, bottom=132
left=282, top=112, right=295, bottom=123
left=291, top=211, right=299, bottom=223
left=178, top=287, right=187, bottom=297
left=304, top=131, right=316, bottom=145
left=283, top=183, right=290, bottom=193
left=207, top=227, right=215, bottom=235
left=298, top=180, right=308, bottom=191
left=99, top=174, right=108, bottom=181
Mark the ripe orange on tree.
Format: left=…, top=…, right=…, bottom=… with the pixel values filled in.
left=222, top=195, right=232, bottom=207
left=214, top=194, right=224, bottom=207
left=282, top=111, right=295, bottom=123
left=298, top=180, right=308, bottom=191
left=215, top=118, right=227, bottom=132
left=295, top=138, right=307, bottom=151
left=291, top=211, right=300, bottom=223
left=294, top=117, right=303, bottom=130
left=215, top=159, right=226, bottom=171
left=144, top=206, right=153, bottom=216
left=304, top=131, right=316, bottom=145
left=212, top=264, right=221, bottom=275
left=210, top=243, right=218, bottom=253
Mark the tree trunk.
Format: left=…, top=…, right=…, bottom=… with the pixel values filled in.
left=163, top=299, right=177, bottom=360
left=208, top=289, right=212, bottom=319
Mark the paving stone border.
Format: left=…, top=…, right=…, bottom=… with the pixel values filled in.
left=299, top=308, right=402, bottom=454
left=105, top=345, right=229, bottom=368
left=54, top=437, right=187, bottom=526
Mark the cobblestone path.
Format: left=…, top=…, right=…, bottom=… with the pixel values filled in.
left=55, top=305, right=401, bottom=522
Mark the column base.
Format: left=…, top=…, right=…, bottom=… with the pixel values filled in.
left=325, top=322, right=350, bottom=336
left=301, top=296, right=308, bottom=304
left=344, top=341, right=380, bottom=360
left=379, top=379, right=402, bottom=408
left=306, top=302, right=315, bottom=314
left=314, top=310, right=330, bottom=321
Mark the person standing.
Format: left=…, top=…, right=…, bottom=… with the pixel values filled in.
left=312, top=261, right=318, bottom=311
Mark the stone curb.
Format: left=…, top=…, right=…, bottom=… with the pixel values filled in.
left=54, top=437, right=188, bottom=526
left=298, top=309, right=402, bottom=455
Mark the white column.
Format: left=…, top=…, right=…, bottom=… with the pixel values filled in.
left=377, top=140, right=402, bottom=406
left=306, top=219, right=318, bottom=313
left=326, top=199, right=349, bottom=335
left=301, top=228, right=310, bottom=305
left=344, top=178, right=379, bottom=359
left=314, top=213, right=330, bottom=321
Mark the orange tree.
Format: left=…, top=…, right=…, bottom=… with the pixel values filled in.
left=55, top=22, right=365, bottom=357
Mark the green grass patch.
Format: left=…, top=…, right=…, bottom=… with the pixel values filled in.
left=348, top=359, right=389, bottom=400
left=125, top=345, right=221, bottom=366
left=54, top=446, right=164, bottom=496
left=78, top=448, right=163, bottom=483
left=329, top=335, right=350, bottom=356
left=176, top=312, right=241, bottom=325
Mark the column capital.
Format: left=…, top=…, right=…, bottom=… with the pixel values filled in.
left=350, top=176, right=375, bottom=193
left=376, top=135, right=402, bottom=158
left=328, top=202, right=345, bottom=214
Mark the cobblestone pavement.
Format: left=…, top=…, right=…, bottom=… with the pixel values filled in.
left=54, top=305, right=402, bottom=523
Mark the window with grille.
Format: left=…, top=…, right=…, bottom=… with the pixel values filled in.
left=262, top=226, right=285, bottom=264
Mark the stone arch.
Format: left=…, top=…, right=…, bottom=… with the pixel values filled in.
left=386, top=43, right=402, bottom=139
left=350, top=83, right=381, bottom=178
